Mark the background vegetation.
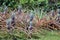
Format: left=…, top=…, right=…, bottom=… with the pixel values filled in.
left=0, top=0, right=60, bottom=10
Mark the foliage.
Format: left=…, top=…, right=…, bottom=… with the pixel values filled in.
left=0, top=0, right=19, bottom=9
left=0, top=0, right=60, bottom=10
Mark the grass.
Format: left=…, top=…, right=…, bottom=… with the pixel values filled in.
left=0, top=29, right=60, bottom=40
left=43, top=31, right=60, bottom=40
left=27, top=30, right=60, bottom=40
